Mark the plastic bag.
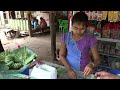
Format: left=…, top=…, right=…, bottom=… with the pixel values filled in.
left=30, top=64, right=57, bottom=79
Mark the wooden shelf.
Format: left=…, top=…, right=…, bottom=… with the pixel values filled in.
left=100, top=53, right=120, bottom=58
left=97, top=37, right=120, bottom=43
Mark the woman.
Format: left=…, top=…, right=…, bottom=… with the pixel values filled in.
left=39, top=17, right=47, bottom=33
left=59, top=12, right=100, bottom=79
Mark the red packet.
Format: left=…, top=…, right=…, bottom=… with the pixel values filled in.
left=111, top=24, right=119, bottom=39
left=17, top=45, right=21, bottom=48
left=30, top=60, right=45, bottom=68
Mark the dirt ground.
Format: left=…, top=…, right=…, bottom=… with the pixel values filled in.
left=0, top=30, right=63, bottom=64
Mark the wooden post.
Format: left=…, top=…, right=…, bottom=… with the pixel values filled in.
left=9, top=11, right=16, bottom=19
left=20, top=11, right=24, bottom=18
left=27, top=12, right=33, bottom=37
left=49, top=11, right=56, bottom=62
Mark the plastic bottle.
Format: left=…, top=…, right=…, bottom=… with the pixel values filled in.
left=97, top=21, right=101, bottom=29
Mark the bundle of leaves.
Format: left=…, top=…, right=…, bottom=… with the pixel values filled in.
left=0, top=50, right=11, bottom=62
left=1, top=47, right=31, bottom=70
left=5, top=54, right=23, bottom=70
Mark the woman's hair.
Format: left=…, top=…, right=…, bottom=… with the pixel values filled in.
left=40, top=17, right=43, bottom=20
left=72, top=12, right=88, bottom=26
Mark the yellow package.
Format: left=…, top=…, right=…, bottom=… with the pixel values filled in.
left=108, top=11, right=114, bottom=22
left=118, top=11, right=120, bottom=21
left=113, top=11, right=119, bottom=22
left=97, top=11, right=102, bottom=21
left=102, top=11, right=108, bottom=20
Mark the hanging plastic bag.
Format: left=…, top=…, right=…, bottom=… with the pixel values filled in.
left=108, top=11, right=114, bottom=22
left=102, top=11, right=108, bottom=20
left=113, top=11, right=119, bottom=22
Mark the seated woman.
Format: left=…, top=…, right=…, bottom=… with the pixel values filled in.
left=32, top=17, right=39, bottom=30
left=39, top=17, right=47, bottom=33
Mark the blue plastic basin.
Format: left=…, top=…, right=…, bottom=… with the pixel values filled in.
left=108, top=69, right=120, bottom=75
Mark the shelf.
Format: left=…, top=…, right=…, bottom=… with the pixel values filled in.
left=97, top=37, right=120, bottom=43
left=100, top=53, right=120, bottom=58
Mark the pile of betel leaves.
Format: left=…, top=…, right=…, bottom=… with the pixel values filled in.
left=0, top=47, right=31, bottom=70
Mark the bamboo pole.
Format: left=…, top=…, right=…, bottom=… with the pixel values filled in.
left=27, top=12, right=33, bottom=37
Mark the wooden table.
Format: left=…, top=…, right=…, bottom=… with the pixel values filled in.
left=29, top=60, right=97, bottom=79
left=2, top=29, right=14, bottom=38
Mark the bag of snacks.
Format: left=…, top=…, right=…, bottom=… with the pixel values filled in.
left=118, top=23, right=120, bottom=39
left=113, top=11, right=119, bottom=22
left=102, top=26, right=111, bottom=38
left=115, top=49, right=120, bottom=56
left=98, top=41, right=104, bottom=53
left=97, top=41, right=102, bottom=52
left=111, top=24, right=119, bottom=39
left=104, top=42, right=110, bottom=54
left=97, top=11, right=102, bottom=21
left=102, top=11, right=108, bottom=20
left=109, top=43, right=116, bottom=55
left=101, top=56, right=109, bottom=66
left=116, top=42, right=120, bottom=50
left=108, top=11, right=114, bottom=22
left=111, top=29, right=119, bottom=39
left=110, top=60, right=120, bottom=69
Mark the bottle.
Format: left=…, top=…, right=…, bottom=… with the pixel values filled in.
left=97, top=21, right=101, bottom=29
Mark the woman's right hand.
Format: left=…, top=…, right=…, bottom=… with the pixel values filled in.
left=67, top=68, right=77, bottom=79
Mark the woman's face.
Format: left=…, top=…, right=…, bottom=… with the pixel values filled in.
left=72, top=22, right=86, bottom=36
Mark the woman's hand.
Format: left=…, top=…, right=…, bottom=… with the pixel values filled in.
left=83, top=63, right=94, bottom=76
left=95, top=71, right=119, bottom=79
left=67, top=68, right=77, bottom=79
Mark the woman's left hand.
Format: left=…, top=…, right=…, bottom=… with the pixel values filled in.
left=83, top=63, right=94, bottom=76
